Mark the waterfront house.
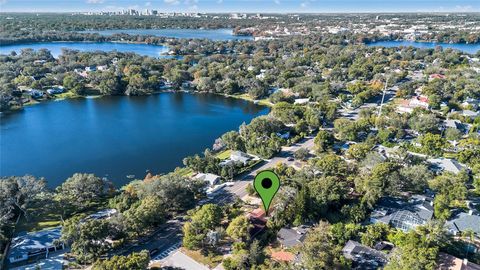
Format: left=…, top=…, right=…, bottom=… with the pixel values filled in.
left=46, top=86, right=64, bottom=95
left=230, top=150, right=252, bottom=165
left=193, top=173, right=220, bottom=187
left=8, top=227, right=64, bottom=264
left=27, top=89, right=44, bottom=99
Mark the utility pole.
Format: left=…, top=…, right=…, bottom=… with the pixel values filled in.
left=378, top=77, right=389, bottom=117
left=376, top=77, right=389, bottom=130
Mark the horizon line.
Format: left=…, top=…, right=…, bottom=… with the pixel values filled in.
left=1, top=11, right=480, bottom=14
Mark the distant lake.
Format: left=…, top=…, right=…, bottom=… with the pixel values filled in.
left=81, top=28, right=254, bottom=41
left=367, top=40, right=480, bottom=54
left=0, top=41, right=171, bottom=58
left=0, top=93, right=268, bottom=188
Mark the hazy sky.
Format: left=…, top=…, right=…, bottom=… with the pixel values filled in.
left=0, top=0, right=479, bottom=13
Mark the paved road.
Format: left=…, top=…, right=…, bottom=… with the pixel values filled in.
left=119, top=136, right=316, bottom=262
left=338, top=86, right=398, bottom=120
left=216, top=136, right=315, bottom=202
left=116, top=219, right=183, bottom=257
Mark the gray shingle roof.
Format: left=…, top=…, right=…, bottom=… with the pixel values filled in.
left=446, top=212, right=480, bottom=236
left=342, top=240, right=388, bottom=270
left=370, top=196, right=434, bottom=231
left=277, top=228, right=307, bottom=248
left=9, top=227, right=62, bottom=261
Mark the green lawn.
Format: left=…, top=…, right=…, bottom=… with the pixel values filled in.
left=55, top=91, right=80, bottom=99
left=174, top=167, right=194, bottom=177
left=15, top=204, right=64, bottom=233
left=216, top=149, right=232, bottom=160
left=229, top=93, right=273, bottom=107
left=15, top=198, right=110, bottom=233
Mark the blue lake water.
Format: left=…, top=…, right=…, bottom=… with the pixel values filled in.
left=367, top=40, right=480, bottom=54
left=0, top=41, right=171, bottom=58
left=81, top=28, right=253, bottom=41
left=0, top=93, right=268, bottom=188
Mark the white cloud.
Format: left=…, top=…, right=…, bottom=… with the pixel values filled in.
left=164, top=0, right=180, bottom=4
left=184, top=0, right=198, bottom=9
left=127, top=4, right=140, bottom=9
left=145, top=1, right=152, bottom=6
left=86, top=0, right=105, bottom=4
left=216, top=0, right=223, bottom=4
left=273, top=0, right=280, bottom=4
left=454, top=5, right=472, bottom=12
left=300, top=2, right=308, bottom=8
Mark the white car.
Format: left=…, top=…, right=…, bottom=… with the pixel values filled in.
left=225, top=181, right=235, bottom=186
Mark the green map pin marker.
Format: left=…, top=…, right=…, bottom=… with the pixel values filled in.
left=253, top=170, right=280, bottom=216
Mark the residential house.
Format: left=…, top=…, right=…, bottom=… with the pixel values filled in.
left=397, top=95, right=429, bottom=114
left=461, top=110, right=479, bottom=119
left=27, top=89, right=44, bottom=99
left=33, top=60, right=46, bottom=65
left=85, top=209, right=118, bottom=221
left=294, top=98, right=310, bottom=105
left=370, top=195, right=434, bottom=231
left=74, top=68, right=88, bottom=78
left=429, top=73, right=447, bottom=80
left=436, top=252, right=480, bottom=270
left=427, top=158, right=466, bottom=175
left=247, top=208, right=267, bottom=238
left=97, top=65, right=108, bottom=71
left=446, top=211, right=480, bottom=240
left=276, top=131, right=291, bottom=140
left=193, top=173, right=220, bottom=187
left=230, top=151, right=252, bottom=165
left=444, top=119, right=464, bottom=130
left=85, top=65, right=97, bottom=72
left=8, top=227, right=64, bottom=264
left=461, top=98, right=479, bottom=110
left=270, top=250, right=295, bottom=263
left=46, top=86, right=64, bottom=95
left=342, top=240, right=389, bottom=270
left=277, top=226, right=308, bottom=248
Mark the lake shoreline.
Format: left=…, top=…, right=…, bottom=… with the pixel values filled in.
left=1, top=92, right=268, bottom=188
left=1, top=88, right=272, bottom=114
left=366, top=40, right=480, bottom=54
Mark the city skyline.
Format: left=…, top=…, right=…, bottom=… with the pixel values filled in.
left=1, top=0, right=479, bottom=13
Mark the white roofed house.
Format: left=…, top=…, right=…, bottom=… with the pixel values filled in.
left=461, top=110, right=479, bottom=119
left=230, top=150, right=252, bottom=165
left=8, top=227, right=65, bottom=264
left=193, top=173, right=220, bottom=187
